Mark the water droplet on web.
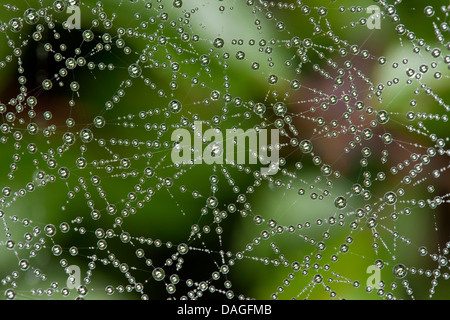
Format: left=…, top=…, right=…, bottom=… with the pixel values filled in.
left=334, top=196, right=347, bottom=209
left=393, top=264, right=408, bottom=279
left=9, top=18, right=23, bottom=32
left=236, top=51, right=245, bottom=60
left=43, top=111, right=52, bottom=120
left=42, top=79, right=53, bottom=90
left=375, top=259, right=384, bottom=269
left=44, top=224, right=57, bottom=237
left=276, top=21, right=285, bottom=31
left=367, top=218, right=377, bottom=229
left=290, top=79, right=300, bottom=90
left=152, top=268, right=165, bottom=281
left=300, top=140, right=313, bottom=153
left=314, top=274, right=323, bottom=283
left=53, top=0, right=67, bottom=12
left=70, top=81, right=80, bottom=92
left=199, top=55, right=210, bottom=66
left=93, top=116, right=105, bottom=128
left=207, top=196, right=218, bottom=208
left=382, top=133, right=393, bottom=144
left=168, top=100, right=182, bottom=113
left=268, top=74, right=278, bottom=85
left=173, top=0, right=183, bottom=8
left=27, top=123, right=39, bottom=135
left=273, top=102, right=286, bottom=116
left=83, top=30, right=95, bottom=42
left=213, top=38, right=224, bottom=48
left=254, top=103, right=266, bottom=115
left=128, top=64, right=142, bottom=78
left=166, top=284, right=176, bottom=294
left=384, top=191, right=397, bottom=205
left=58, top=167, right=70, bottom=179
left=340, top=244, right=349, bottom=253
left=19, top=259, right=30, bottom=271
left=5, top=289, right=15, bottom=300
left=419, top=247, right=428, bottom=256
left=424, top=6, right=435, bottom=17
left=2, top=187, right=11, bottom=197
left=177, top=243, right=188, bottom=255
left=52, top=245, right=63, bottom=256
left=376, top=110, right=390, bottom=124
left=79, top=129, right=93, bottom=143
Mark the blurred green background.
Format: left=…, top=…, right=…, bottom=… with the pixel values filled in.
left=0, top=0, right=449, bottom=300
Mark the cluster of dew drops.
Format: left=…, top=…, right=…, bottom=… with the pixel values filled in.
left=0, top=0, right=449, bottom=301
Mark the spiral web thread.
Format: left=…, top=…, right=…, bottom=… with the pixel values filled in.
left=0, top=0, right=449, bottom=300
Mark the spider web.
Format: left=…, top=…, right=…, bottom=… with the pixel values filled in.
left=0, top=0, right=449, bottom=300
